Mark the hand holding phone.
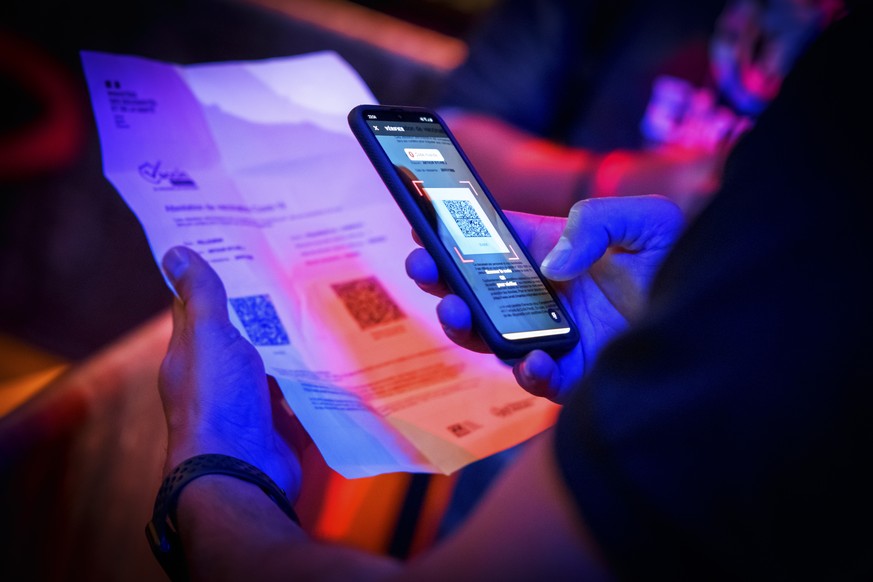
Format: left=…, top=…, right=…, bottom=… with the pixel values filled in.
left=348, top=104, right=580, bottom=362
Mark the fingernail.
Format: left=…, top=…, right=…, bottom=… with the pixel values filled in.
left=540, top=236, right=573, bottom=276
left=162, top=247, right=189, bottom=284
left=518, top=359, right=532, bottom=382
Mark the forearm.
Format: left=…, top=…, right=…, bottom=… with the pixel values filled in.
left=441, top=110, right=725, bottom=219
left=176, top=476, right=401, bottom=582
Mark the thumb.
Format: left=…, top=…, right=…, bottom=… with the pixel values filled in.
left=539, top=199, right=611, bottom=281
left=540, top=196, right=683, bottom=281
left=161, top=246, right=230, bottom=323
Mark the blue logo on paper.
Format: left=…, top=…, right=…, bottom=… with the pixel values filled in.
left=138, top=161, right=197, bottom=189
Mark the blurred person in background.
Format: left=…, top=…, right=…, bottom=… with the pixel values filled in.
left=436, top=0, right=846, bottom=218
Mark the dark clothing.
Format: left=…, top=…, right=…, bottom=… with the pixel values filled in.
left=437, top=0, right=728, bottom=151
left=555, top=7, right=873, bottom=580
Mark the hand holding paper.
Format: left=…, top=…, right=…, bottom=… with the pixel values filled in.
left=80, top=49, right=560, bottom=478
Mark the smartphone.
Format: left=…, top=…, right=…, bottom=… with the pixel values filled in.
left=348, top=104, right=579, bottom=361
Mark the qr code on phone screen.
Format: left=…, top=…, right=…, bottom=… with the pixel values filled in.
left=331, top=277, right=405, bottom=330
left=229, top=294, right=290, bottom=346
left=443, top=199, right=490, bottom=238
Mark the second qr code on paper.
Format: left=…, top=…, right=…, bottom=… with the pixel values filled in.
left=331, top=276, right=405, bottom=330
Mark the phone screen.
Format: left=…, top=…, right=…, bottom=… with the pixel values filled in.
left=359, top=108, right=572, bottom=342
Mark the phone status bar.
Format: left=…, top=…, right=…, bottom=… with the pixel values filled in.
left=367, top=120, right=446, bottom=137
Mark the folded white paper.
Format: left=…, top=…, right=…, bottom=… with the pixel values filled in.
left=80, top=50, right=559, bottom=478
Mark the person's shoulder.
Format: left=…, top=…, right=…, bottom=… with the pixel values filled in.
left=775, top=6, right=872, bottom=141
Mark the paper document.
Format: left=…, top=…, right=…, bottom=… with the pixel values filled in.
left=80, top=50, right=560, bottom=478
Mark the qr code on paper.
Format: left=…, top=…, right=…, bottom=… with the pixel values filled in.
left=228, top=295, right=290, bottom=346
left=443, top=199, right=490, bottom=238
left=331, top=277, right=405, bottom=330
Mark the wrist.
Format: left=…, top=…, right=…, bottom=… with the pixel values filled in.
left=165, top=441, right=302, bottom=499
left=147, top=454, right=302, bottom=581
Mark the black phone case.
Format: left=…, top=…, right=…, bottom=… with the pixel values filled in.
left=348, top=104, right=578, bottom=361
